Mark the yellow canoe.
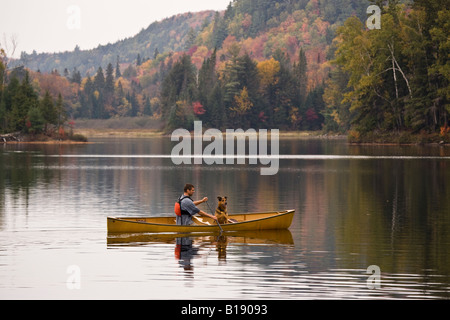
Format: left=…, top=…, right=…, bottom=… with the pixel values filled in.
left=107, top=209, right=295, bottom=234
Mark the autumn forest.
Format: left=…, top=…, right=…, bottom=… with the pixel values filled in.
left=1, top=0, right=449, bottom=142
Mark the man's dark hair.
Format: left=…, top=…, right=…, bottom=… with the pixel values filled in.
left=184, top=183, right=194, bottom=192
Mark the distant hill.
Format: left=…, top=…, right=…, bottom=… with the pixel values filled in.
left=6, top=0, right=412, bottom=134
left=15, top=10, right=217, bottom=76
left=15, top=0, right=370, bottom=76
left=4, top=0, right=372, bottom=129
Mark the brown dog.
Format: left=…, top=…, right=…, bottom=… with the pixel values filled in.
left=215, top=196, right=230, bottom=224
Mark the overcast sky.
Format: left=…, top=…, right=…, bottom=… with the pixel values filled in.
left=0, top=0, right=231, bottom=58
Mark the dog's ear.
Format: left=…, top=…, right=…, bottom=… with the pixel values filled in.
left=224, top=196, right=227, bottom=200
left=217, top=196, right=222, bottom=201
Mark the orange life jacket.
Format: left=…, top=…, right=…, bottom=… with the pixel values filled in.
left=174, top=195, right=191, bottom=217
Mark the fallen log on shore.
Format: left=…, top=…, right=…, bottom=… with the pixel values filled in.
left=1, top=132, right=22, bottom=143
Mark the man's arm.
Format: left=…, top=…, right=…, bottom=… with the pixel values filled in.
left=184, top=198, right=217, bottom=222
left=194, top=197, right=218, bottom=221
left=198, top=210, right=218, bottom=222
left=193, top=197, right=208, bottom=206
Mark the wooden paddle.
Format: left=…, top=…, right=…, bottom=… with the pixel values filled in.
left=206, top=201, right=223, bottom=233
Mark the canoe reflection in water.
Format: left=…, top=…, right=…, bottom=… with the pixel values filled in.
left=107, top=230, right=294, bottom=271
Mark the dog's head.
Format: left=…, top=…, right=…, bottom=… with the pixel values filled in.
left=217, top=196, right=228, bottom=211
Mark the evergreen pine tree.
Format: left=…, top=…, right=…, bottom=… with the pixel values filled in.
left=11, top=72, right=39, bottom=132
left=105, top=63, right=115, bottom=94
left=197, top=48, right=218, bottom=125
left=115, top=56, right=121, bottom=78
left=40, top=90, right=57, bottom=132
left=26, top=106, right=45, bottom=135
left=143, top=96, right=152, bottom=116
left=212, top=12, right=228, bottom=49
left=294, top=47, right=308, bottom=107
left=55, top=93, right=66, bottom=129
left=94, top=67, right=105, bottom=92
left=71, top=68, right=82, bottom=84
left=161, top=54, right=197, bottom=122
left=137, top=54, right=142, bottom=66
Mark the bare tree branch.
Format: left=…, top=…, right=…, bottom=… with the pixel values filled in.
left=0, top=33, right=19, bottom=67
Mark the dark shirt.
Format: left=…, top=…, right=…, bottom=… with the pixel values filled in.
left=176, top=196, right=200, bottom=225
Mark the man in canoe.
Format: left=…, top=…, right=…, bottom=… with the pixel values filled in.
left=176, top=183, right=218, bottom=226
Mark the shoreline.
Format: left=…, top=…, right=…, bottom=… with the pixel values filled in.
left=2, top=140, right=94, bottom=145
left=76, top=129, right=448, bottom=146
left=2, top=128, right=448, bottom=147
left=348, top=131, right=450, bottom=146
left=77, top=128, right=347, bottom=139
left=71, top=117, right=449, bottom=145
left=1, top=132, right=91, bottom=145
left=76, top=128, right=164, bottom=138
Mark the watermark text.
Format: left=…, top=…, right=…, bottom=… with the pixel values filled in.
left=366, top=5, right=381, bottom=30
left=66, top=265, right=81, bottom=290
left=67, top=5, right=81, bottom=30
left=366, top=265, right=381, bottom=289
left=171, top=121, right=279, bottom=176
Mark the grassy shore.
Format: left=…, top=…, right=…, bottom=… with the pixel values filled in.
left=1, top=131, right=91, bottom=144
left=348, top=130, right=450, bottom=145
left=73, top=117, right=349, bottom=139
left=76, top=128, right=164, bottom=138
left=77, top=127, right=346, bottom=139
left=50, top=117, right=450, bottom=146
left=74, top=117, right=164, bottom=138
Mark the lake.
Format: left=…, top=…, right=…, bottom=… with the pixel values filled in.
left=0, top=136, right=449, bottom=300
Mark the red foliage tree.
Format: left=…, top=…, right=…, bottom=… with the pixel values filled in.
left=192, top=101, right=206, bottom=115
left=306, top=108, right=319, bottom=122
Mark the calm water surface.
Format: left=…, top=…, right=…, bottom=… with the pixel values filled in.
left=0, top=137, right=449, bottom=299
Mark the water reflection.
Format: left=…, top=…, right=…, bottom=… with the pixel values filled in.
left=107, top=230, right=294, bottom=273
left=107, top=230, right=294, bottom=245
left=175, top=237, right=198, bottom=272
left=1, top=138, right=450, bottom=299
